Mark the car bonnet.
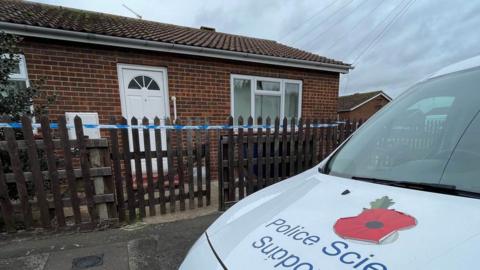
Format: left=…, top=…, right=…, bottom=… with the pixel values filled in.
left=207, top=170, right=480, bottom=270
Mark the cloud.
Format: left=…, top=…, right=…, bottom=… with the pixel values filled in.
left=31, top=0, right=480, bottom=98
left=330, top=0, right=480, bottom=97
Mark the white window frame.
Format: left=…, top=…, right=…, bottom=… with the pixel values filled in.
left=7, top=54, right=30, bottom=84
left=230, top=74, right=302, bottom=120
left=3, top=54, right=36, bottom=130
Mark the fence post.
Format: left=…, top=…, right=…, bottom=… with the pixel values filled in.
left=247, top=116, right=254, bottom=194
left=227, top=116, right=234, bottom=203
left=21, top=116, right=50, bottom=229
left=217, top=128, right=225, bottom=211
left=319, top=118, right=326, bottom=161
left=289, top=118, right=296, bottom=176
left=195, top=118, right=204, bottom=208
left=175, top=118, right=186, bottom=211
left=58, top=116, right=82, bottom=224
left=304, top=118, right=311, bottom=169
left=120, top=117, right=136, bottom=222
left=75, top=116, right=99, bottom=223
left=311, top=119, right=319, bottom=165
left=237, top=116, right=245, bottom=200
left=166, top=117, right=176, bottom=213
left=40, top=115, right=66, bottom=228
left=154, top=117, right=167, bottom=215
left=281, top=117, right=288, bottom=179
left=109, top=116, right=126, bottom=222
left=186, top=118, right=195, bottom=210
left=131, top=117, right=146, bottom=218
left=143, top=117, right=156, bottom=216
left=89, top=146, right=109, bottom=221
left=265, top=117, right=272, bottom=186
left=4, top=127, right=33, bottom=229
left=296, top=118, right=304, bottom=173
left=204, top=118, right=211, bottom=206
left=257, top=117, right=264, bottom=189
left=272, top=117, right=280, bottom=184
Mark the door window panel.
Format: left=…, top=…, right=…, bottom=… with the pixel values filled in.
left=144, top=76, right=152, bottom=88
left=128, top=79, right=142, bottom=89
left=128, top=76, right=160, bottom=90
left=148, top=80, right=160, bottom=90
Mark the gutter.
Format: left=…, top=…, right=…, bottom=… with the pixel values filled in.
left=0, top=22, right=352, bottom=74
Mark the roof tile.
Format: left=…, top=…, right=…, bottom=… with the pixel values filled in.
left=0, top=0, right=349, bottom=68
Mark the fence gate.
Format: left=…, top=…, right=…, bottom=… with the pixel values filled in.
left=218, top=116, right=361, bottom=211
left=109, top=117, right=212, bottom=222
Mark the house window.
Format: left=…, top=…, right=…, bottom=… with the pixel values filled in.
left=231, top=75, right=302, bottom=121
left=128, top=75, right=161, bottom=90
left=5, top=54, right=30, bottom=90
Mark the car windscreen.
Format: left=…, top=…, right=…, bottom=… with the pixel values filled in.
left=326, top=68, right=480, bottom=193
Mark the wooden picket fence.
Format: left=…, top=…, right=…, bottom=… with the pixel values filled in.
left=0, top=115, right=211, bottom=233
left=0, top=115, right=115, bottom=233
left=0, top=113, right=366, bottom=233
left=218, top=116, right=363, bottom=210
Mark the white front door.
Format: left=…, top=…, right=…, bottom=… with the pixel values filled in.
left=118, top=64, right=169, bottom=171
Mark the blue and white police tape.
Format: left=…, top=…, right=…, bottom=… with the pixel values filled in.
left=0, top=122, right=340, bottom=130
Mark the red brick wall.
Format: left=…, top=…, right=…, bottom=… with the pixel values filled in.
left=338, top=96, right=390, bottom=120
left=20, top=37, right=341, bottom=180
left=20, top=37, right=340, bottom=124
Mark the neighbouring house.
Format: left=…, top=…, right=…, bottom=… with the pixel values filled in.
left=337, top=91, right=391, bottom=120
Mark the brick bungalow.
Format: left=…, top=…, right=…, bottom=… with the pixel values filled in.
left=338, top=91, right=391, bottom=120
left=0, top=0, right=351, bottom=127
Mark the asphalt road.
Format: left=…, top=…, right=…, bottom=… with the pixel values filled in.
left=0, top=213, right=221, bottom=270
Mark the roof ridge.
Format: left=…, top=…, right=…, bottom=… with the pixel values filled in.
left=19, top=0, right=191, bottom=29
left=0, top=0, right=350, bottom=69
left=340, top=90, right=384, bottom=97
left=19, top=0, right=279, bottom=43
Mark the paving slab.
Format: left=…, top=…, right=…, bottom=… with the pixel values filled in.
left=0, top=213, right=220, bottom=270
left=0, top=253, right=49, bottom=270
left=45, top=242, right=128, bottom=270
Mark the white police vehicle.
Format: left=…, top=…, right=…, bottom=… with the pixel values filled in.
left=180, top=55, right=480, bottom=270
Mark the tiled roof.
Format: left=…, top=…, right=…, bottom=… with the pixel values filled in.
left=338, top=91, right=390, bottom=112
left=0, top=0, right=350, bottom=68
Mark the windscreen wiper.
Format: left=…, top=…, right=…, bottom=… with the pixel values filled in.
left=351, top=176, right=480, bottom=198
left=351, top=176, right=458, bottom=191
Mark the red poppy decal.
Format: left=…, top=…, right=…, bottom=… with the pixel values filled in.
left=334, top=196, right=416, bottom=244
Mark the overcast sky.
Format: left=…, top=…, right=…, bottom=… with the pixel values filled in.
left=32, top=0, right=480, bottom=97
